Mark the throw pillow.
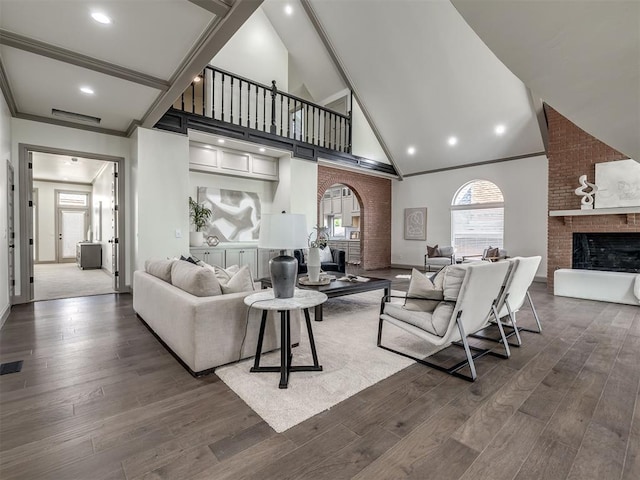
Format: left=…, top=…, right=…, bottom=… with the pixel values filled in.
left=171, top=260, right=221, bottom=297
left=210, top=264, right=241, bottom=285
left=405, top=268, right=444, bottom=311
left=319, top=246, right=333, bottom=263
left=426, top=244, right=439, bottom=258
left=145, top=259, right=175, bottom=283
left=220, top=265, right=255, bottom=294
left=180, top=255, right=199, bottom=265
left=485, top=247, right=500, bottom=260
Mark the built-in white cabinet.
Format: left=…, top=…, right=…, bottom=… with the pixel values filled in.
left=257, top=248, right=281, bottom=280
left=225, top=248, right=258, bottom=278
left=189, top=247, right=225, bottom=267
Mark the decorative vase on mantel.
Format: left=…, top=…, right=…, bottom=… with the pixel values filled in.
left=307, top=247, right=321, bottom=282
left=190, top=231, right=204, bottom=247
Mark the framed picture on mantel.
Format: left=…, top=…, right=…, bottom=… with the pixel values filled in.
left=404, top=207, right=427, bottom=241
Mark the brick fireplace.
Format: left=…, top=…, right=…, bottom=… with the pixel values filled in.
left=546, top=105, right=639, bottom=290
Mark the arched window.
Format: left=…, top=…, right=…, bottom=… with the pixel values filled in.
left=451, top=180, right=504, bottom=257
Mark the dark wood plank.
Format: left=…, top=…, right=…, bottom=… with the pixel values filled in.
left=513, top=432, right=578, bottom=480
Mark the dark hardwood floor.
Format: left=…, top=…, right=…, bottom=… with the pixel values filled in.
left=0, top=269, right=638, bottom=479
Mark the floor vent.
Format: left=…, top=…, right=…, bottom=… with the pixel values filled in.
left=0, top=361, right=24, bottom=375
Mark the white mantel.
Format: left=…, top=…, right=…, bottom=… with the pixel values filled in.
left=549, top=206, right=640, bottom=216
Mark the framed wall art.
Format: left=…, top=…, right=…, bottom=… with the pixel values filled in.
left=404, top=207, right=427, bottom=241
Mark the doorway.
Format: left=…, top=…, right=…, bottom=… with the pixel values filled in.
left=17, top=145, right=126, bottom=303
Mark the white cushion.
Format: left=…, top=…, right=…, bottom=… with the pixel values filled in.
left=220, top=265, right=255, bottom=294
left=405, top=268, right=443, bottom=311
left=383, top=301, right=453, bottom=337
left=145, top=259, right=175, bottom=283
left=319, top=246, right=333, bottom=263
left=171, top=260, right=221, bottom=297
left=209, top=264, right=240, bottom=285
left=441, top=264, right=473, bottom=301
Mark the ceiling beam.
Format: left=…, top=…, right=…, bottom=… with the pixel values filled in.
left=188, top=0, right=232, bottom=17
left=528, top=90, right=549, bottom=154
left=0, top=29, right=170, bottom=91
left=15, top=112, right=128, bottom=137
left=404, top=151, right=547, bottom=177
left=0, top=59, right=18, bottom=116
left=300, top=0, right=401, bottom=179
left=139, top=0, right=263, bottom=132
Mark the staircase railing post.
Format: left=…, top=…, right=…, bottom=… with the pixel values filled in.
left=347, top=109, right=353, bottom=153
left=270, top=80, right=277, bottom=134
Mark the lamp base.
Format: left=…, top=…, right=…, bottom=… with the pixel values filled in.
left=270, top=254, right=298, bottom=298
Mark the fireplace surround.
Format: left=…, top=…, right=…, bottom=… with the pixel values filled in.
left=573, top=232, right=640, bottom=273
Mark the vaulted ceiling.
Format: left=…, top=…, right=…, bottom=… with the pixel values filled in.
left=1, top=0, right=637, bottom=177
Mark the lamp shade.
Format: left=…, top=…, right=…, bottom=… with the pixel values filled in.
left=258, top=213, right=308, bottom=250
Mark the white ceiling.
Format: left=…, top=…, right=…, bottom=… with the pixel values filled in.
left=32, top=152, right=110, bottom=184
left=1, top=0, right=637, bottom=177
left=451, top=0, right=640, bottom=161
left=0, top=0, right=261, bottom=136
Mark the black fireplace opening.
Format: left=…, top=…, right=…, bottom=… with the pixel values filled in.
left=573, top=232, right=640, bottom=273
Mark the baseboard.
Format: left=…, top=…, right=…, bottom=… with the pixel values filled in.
left=390, top=263, right=420, bottom=270
left=533, top=275, right=547, bottom=284
left=0, top=303, right=10, bottom=330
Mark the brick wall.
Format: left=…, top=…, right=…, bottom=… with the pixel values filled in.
left=546, top=105, right=637, bottom=289
left=318, top=165, right=391, bottom=269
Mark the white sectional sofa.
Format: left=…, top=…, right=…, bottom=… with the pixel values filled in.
left=133, top=262, right=300, bottom=376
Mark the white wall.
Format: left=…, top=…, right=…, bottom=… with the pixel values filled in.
left=211, top=8, right=288, bottom=91
left=134, top=127, right=189, bottom=271
left=10, top=118, right=131, bottom=296
left=272, top=156, right=318, bottom=234
left=92, top=164, right=114, bottom=271
left=392, top=156, right=548, bottom=278
left=350, top=97, right=390, bottom=165
left=33, top=181, right=93, bottom=262
left=0, top=92, right=11, bottom=322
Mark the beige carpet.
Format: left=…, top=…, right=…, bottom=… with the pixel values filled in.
left=34, top=263, right=115, bottom=301
left=216, top=289, right=444, bottom=433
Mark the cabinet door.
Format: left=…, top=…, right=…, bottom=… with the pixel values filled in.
left=257, top=249, right=280, bottom=279
left=207, top=249, right=225, bottom=266
left=342, top=198, right=353, bottom=226
left=352, top=194, right=360, bottom=212
left=226, top=248, right=258, bottom=278
left=331, top=197, right=342, bottom=213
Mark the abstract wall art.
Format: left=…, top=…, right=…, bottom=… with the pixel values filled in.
left=595, top=159, right=640, bottom=208
left=197, top=187, right=261, bottom=242
left=404, top=207, right=427, bottom=241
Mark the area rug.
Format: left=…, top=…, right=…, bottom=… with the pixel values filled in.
left=216, top=289, right=442, bottom=433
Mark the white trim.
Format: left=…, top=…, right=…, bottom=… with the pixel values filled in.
left=0, top=303, right=10, bottom=330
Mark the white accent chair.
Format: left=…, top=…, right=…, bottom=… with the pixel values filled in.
left=473, top=256, right=543, bottom=347
left=424, top=245, right=455, bottom=272
left=378, top=261, right=511, bottom=382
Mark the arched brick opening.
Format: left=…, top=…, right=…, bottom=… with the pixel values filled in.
left=317, top=165, right=391, bottom=270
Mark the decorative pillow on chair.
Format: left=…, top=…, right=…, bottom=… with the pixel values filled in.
left=405, top=268, right=444, bottom=311
left=426, top=244, right=439, bottom=258
left=485, top=247, right=500, bottom=259
left=319, top=246, right=333, bottom=263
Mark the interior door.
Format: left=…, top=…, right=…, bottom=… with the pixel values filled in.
left=57, top=209, right=87, bottom=262
left=6, top=161, right=15, bottom=300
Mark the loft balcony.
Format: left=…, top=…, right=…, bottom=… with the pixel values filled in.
left=155, top=66, right=396, bottom=176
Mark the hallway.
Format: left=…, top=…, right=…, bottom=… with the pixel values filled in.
left=34, top=263, right=114, bottom=301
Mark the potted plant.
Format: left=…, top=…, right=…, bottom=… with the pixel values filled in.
left=189, top=197, right=212, bottom=246
left=307, top=226, right=329, bottom=282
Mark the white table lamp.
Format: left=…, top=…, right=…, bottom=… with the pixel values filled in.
left=259, top=213, right=308, bottom=298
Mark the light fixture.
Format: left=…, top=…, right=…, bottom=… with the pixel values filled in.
left=259, top=213, right=308, bottom=298
left=447, top=136, right=458, bottom=146
left=495, top=124, right=506, bottom=135
left=80, top=86, right=94, bottom=95
left=284, top=5, right=293, bottom=15
left=217, top=139, right=225, bottom=144
left=91, top=12, right=112, bottom=24
left=407, top=146, right=416, bottom=155
left=193, top=76, right=202, bottom=83
left=204, top=145, right=212, bottom=149
left=259, top=147, right=266, bottom=153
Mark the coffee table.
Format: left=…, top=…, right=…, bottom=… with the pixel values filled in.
left=259, top=275, right=391, bottom=321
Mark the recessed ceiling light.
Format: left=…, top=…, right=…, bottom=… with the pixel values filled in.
left=407, top=146, right=416, bottom=155
left=193, top=76, right=201, bottom=83
left=63, top=177, right=69, bottom=181
left=204, top=145, right=212, bottom=149
left=218, top=139, right=225, bottom=144
left=259, top=147, right=266, bottom=153
left=447, top=136, right=458, bottom=146
left=284, top=5, right=293, bottom=15
left=80, top=86, right=94, bottom=95
left=91, top=12, right=112, bottom=24
left=495, top=124, right=506, bottom=135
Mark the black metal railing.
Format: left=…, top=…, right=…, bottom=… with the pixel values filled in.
left=173, top=66, right=352, bottom=153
